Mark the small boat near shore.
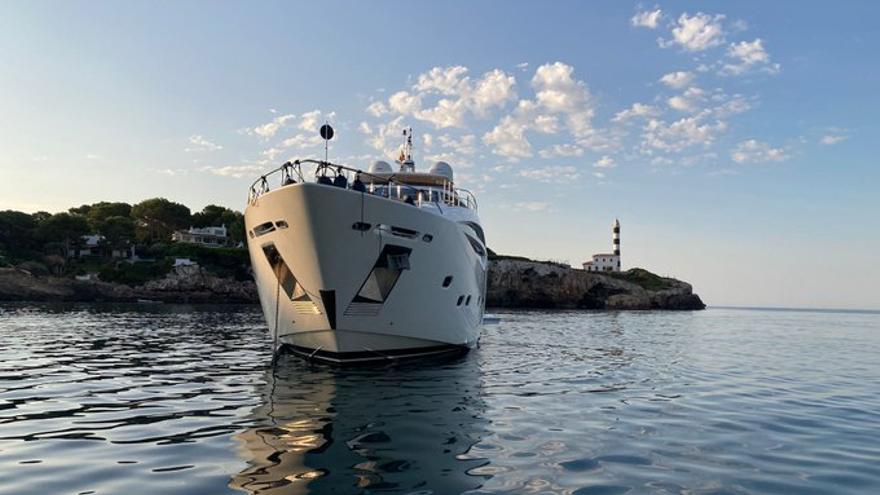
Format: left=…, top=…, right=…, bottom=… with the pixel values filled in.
left=244, top=127, right=488, bottom=364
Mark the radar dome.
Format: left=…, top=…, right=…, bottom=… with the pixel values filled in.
left=428, top=161, right=454, bottom=181
left=369, top=160, right=392, bottom=174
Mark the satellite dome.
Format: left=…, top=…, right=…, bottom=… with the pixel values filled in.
left=428, top=161, right=454, bottom=181
left=369, top=160, right=392, bottom=174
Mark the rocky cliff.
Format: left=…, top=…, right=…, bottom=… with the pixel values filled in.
left=487, top=259, right=705, bottom=310
left=0, top=266, right=257, bottom=303
left=0, top=259, right=705, bottom=310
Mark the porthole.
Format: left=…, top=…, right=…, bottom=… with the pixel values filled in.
left=465, top=295, right=471, bottom=306
left=442, top=276, right=453, bottom=288
left=275, top=220, right=289, bottom=229
left=456, top=295, right=464, bottom=306
left=352, top=221, right=371, bottom=231
left=422, top=233, right=433, bottom=243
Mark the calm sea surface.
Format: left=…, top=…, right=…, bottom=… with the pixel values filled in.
left=1, top=304, right=879, bottom=494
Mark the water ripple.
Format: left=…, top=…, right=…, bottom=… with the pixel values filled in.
left=1, top=304, right=880, bottom=494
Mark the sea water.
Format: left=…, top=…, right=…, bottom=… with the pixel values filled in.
left=1, top=304, right=879, bottom=494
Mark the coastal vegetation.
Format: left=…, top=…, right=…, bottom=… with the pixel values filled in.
left=0, top=199, right=247, bottom=284
left=0, top=199, right=704, bottom=309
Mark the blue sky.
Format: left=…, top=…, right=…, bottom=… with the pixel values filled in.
left=1, top=1, right=878, bottom=309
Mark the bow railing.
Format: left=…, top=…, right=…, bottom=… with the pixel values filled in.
left=247, top=159, right=477, bottom=211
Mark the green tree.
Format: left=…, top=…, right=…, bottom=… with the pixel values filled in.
left=101, top=215, right=136, bottom=248
left=36, top=212, right=90, bottom=258
left=130, top=198, right=191, bottom=243
left=87, top=202, right=133, bottom=233
left=0, top=210, right=39, bottom=261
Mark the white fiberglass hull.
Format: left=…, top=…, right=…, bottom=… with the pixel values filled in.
left=245, top=182, right=487, bottom=363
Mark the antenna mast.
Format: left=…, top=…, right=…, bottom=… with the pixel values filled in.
left=399, top=127, right=415, bottom=172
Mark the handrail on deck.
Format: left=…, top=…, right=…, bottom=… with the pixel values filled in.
left=247, top=159, right=477, bottom=211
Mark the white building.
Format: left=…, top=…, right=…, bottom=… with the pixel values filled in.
left=172, top=225, right=229, bottom=248
left=582, top=219, right=621, bottom=272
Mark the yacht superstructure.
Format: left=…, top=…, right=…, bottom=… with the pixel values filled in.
left=244, top=128, right=487, bottom=363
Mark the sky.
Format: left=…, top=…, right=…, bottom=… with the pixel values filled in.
left=1, top=1, right=878, bottom=309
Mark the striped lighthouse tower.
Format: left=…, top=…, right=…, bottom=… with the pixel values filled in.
left=612, top=219, right=621, bottom=271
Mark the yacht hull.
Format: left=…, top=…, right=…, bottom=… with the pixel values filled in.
left=245, top=183, right=487, bottom=364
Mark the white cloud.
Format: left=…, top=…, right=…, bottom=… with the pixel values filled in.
left=298, top=109, right=333, bottom=132
left=261, top=147, right=284, bottom=160
left=483, top=116, right=531, bottom=158
left=518, top=165, right=580, bottom=183
left=612, top=102, right=659, bottom=122
left=84, top=153, right=101, bottom=160
left=631, top=8, right=662, bottom=29
left=712, top=94, right=752, bottom=118
left=643, top=115, right=728, bottom=152
left=593, top=155, right=616, bottom=168
left=358, top=121, right=372, bottom=135
left=365, top=115, right=408, bottom=159
left=415, top=98, right=468, bottom=128
left=366, top=101, right=388, bottom=117
left=382, top=66, right=516, bottom=129
left=281, top=133, right=323, bottom=149
left=516, top=62, right=529, bottom=71
left=532, top=114, right=559, bottom=133
left=662, top=12, right=726, bottom=51
left=186, top=135, right=223, bottom=152
left=538, top=143, right=584, bottom=159
left=820, top=134, right=848, bottom=145
left=722, top=38, right=780, bottom=75
left=470, top=69, right=517, bottom=115
left=414, top=66, right=470, bottom=95
left=206, top=164, right=263, bottom=178
left=659, top=71, right=694, bottom=89
left=388, top=91, right=423, bottom=115
left=668, top=87, right=706, bottom=113
left=249, top=114, right=294, bottom=139
left=730, top=139, right=789, bottom=163
left=437, top=134, right=477, bottom=155
left=577, top=128, right=625, bottom=152
left=513, top=201, right=551, bottom=212
left=531, top=62, right=594, bottom=136
left=422, top=132, right=434, bottom=147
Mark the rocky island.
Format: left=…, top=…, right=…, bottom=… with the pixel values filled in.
left=487, top=257, right=705, bottom=310
left=0, top=258, right=705, bottom=310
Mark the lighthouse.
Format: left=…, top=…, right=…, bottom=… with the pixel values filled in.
left=581, top=219, right=622, bottom=272
left=613, top=218, right=620, bottom=256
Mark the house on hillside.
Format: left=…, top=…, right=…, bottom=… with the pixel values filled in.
left=74, top=234, right=136, bottom=259
left=171, top=225, right=229, bottom=248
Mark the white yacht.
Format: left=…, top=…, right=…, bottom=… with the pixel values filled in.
left=244, top=128, right=487, bottom=363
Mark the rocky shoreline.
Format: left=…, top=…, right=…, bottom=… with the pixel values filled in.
left=0, top=260, right=705, bottom=310
left=487, top=258, right=705, bottom=310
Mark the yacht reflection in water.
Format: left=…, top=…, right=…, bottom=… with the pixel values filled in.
left=230, top=353, right=489, bottom=494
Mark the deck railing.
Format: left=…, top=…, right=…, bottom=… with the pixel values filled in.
left=247, top=159, right=477, bottom=211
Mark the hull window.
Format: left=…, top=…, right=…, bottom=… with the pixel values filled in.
left=465, top=233, right=486, bottom=257
left=461, top=221, right=486, bottom=244
left=442, top=275, right=453, bottom=288
left=275, top=220, right=289, bottom=229
left=352, top=244, right=412, bottom=304
left=261, top=243, right=311, bottom=302
left=422, top=234, right=433, bottom=243
left=456, top=295, right=464, bottom=306
left=352, top=221, right=371, bottom=232
left=253, top=222, right=276, bottom=237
